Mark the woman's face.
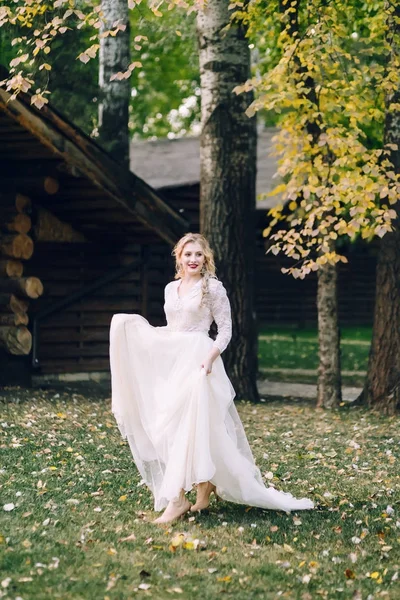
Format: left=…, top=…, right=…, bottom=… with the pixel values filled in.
left=180, top=241, right=205, bottom=277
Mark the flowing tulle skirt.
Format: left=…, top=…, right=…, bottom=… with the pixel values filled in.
left=110, top=314, right=314, bottom=512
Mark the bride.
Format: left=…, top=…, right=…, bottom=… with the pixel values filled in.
left=109, top=233, right=314, bottom=523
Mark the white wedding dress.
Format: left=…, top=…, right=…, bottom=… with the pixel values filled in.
left=110, top=277, right=314, bottom=513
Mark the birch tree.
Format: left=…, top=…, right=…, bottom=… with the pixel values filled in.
left=197, top=0, right=259, bottom=402
left=98, top=0, right=130, bottom=167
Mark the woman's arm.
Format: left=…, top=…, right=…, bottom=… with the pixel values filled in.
left=201, top=280, right=232, bottom=374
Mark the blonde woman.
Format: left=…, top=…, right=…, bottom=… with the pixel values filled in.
left=110, top=233, right=314, bottom=523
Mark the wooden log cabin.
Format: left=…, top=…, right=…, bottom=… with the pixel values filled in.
left=0, top=85, right=188, bottom=386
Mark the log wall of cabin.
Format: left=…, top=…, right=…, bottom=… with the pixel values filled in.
left=254, top=243, right=377, bottom=326
left=27, top=241, right=173, bottom=374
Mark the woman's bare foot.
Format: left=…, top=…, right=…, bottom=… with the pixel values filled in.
left=190, top=482, right=219, bottom=512
left=153, top=491, right=191, bottom=524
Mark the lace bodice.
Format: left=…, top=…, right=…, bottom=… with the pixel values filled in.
left=164, top=277, right=232, bottom=353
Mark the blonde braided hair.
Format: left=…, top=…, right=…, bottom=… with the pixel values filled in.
left=172, top=233, right=217, bottom=305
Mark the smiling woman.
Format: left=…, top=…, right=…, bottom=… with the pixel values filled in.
left=109, top=233, right=314, bottom=525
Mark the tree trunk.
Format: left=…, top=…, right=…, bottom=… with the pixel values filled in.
left=362, top=227, right=400, bottom=413
left=197, top=0, right=259, bottom=402
left=98, top=0, right=130, bottom=168
left=317, top=262, right=341, bottom=408
left=280, top=0, right=341, bottom=408
left=361, top=5, right=400, bottom=414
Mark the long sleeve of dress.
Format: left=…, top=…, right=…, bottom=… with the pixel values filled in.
left=210, top=280, right=232, bottom=354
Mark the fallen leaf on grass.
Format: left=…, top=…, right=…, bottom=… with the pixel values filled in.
left=169, top=532, right=203, bottom=552
left=370, top=572, right=380, bottom=579
left=138, top=583, right=151, bottom=590
left=106, top=574, right=120, bottom=591
left=119, top=533, right=136, bottom=542
left=345, top=569, right=356, bottom=579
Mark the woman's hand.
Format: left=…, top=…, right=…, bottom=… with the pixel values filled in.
left=201, top=347, right=220, bottom=376
left=201, top=358, right=213, bottom=375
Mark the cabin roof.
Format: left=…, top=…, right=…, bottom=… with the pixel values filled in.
left=0, top=84, right=188, bottom=246
left=130, top=128, right=281, bottom=209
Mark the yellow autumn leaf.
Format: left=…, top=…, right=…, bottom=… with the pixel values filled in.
left=118, top=495, right=127, bottom=502
left=170, top=534, right=185, bottom=550
left=370, top=572, right=380, bottom=579
left=183, top=541, right=196, bottom=550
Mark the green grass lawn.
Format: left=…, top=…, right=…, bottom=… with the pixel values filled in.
left=1, top=386, right=399, bottom=599
left=259, top=326, right=372, bottom=343
left=258, top=326, right=372, bottom=386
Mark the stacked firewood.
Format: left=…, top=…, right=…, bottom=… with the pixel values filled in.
left=0, top=193, right=44, bottom=355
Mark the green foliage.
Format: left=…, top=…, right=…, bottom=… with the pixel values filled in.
left=128, top=5, right=199, bottom=138
left=0, top=0, right=200, bottom=138
left=236, top=0, right=400, bottom=277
